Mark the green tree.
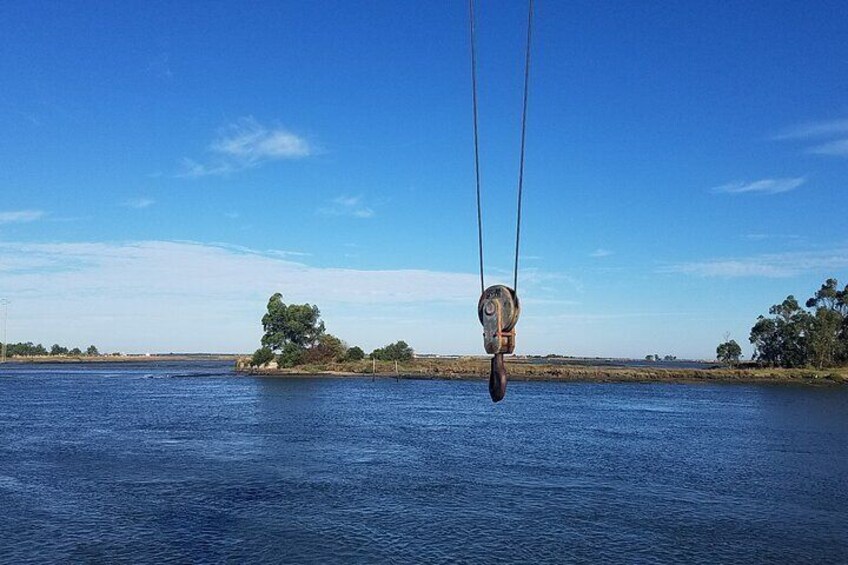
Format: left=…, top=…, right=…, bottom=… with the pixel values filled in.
left=370, top=340, right=413, bottom=361
left=750, top=296, right=812, bottom=368
left=750, top=316, right=781, bottom=366
left=302, top=333, right=347, bottom=364
left=345, top=346, right=365, bottom=361
left=50, top=344, right=68, bottom=356
left=278, top=342, right=304, bottom=368
left=86, top=345, right=99, bottom=356
left=69, top=347, right=82, bottom=356
left=250, top=347, right=275, bottom=367
left=716, top=339, right=742, bottom=366
left=806, top=278, right=848, bottom=368
left=261, top=293, right=325, bottom=351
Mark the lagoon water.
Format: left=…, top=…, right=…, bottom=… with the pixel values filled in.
left=1, top=361, right=847, bottom=563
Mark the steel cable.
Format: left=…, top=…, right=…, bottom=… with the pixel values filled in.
left=469, top=0, right=534, bottom=294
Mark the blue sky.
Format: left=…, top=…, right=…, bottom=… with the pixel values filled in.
left=1, top=1, right=847, bottom=358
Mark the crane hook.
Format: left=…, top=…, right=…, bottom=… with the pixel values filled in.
left=478, top=285, right=520, bottom=402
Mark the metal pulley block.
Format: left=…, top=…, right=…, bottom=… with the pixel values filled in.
left=478, top=284, right=520, bottom=402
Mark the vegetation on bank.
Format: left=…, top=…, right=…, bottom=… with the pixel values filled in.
left=1, top=342, right=100, bottom=358
left=236, top=355, right=846, bottom=385
left=719, top=278, right=848, bottom=370
left=248, top=293, right=413, bottom=369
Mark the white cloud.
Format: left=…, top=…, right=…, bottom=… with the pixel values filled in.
left=711, top=177, right=806, bottom=195
left=319, top=195, right=374, bottom=218
left=179, top=117, right=312, bottom=178
left=0, top=210, right=45, bottom=224
left=773, top=118, right=848, bottom=140
left=743, top=233, right=802, bottom=242
left=773, top=118, right=848, bottom=158
left=121, top=198, right=155, bottom=209
left=662, top=248, right=848, bottom=278
left=807, top=138, right=848, bottom=157
left=590, top=248, right=612, bottom=258
left=0, top=240, right=481, bottom=353
left=0, top=239, right=586, bottom=355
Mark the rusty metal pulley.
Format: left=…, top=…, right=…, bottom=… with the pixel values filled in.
left=478, top=284, right=520, bottom=402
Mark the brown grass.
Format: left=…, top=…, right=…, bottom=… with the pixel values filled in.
left=236, top=357, right=848, bottom=385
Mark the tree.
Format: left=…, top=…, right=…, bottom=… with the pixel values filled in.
left=770, top=296, right=812, bottom=368
left=302, top=333, right=346, bottom=364
left=69, top=347, right=82, bottom=356
left=806, top=279, right=848, bottom=368
left=50, top=344, right=68, bottom=356
left=370, top=340, right=413, bottom=361
left=278, top=342, right=304, bottom=368
left=750, top=296, right=812, bottom=368
left=261, top=293, right=325, bottom=351
left=750, top=316, right=781, bottom=367
left=716, top=339, right=742, bottom=366
left=250, top=347, right=275, bottom=367
left=86, top=345, right=99, bottom=356
left=345, top=346, right=365, bottom=361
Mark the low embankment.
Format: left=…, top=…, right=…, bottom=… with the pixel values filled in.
left=235, top=357, right=847, bottom=385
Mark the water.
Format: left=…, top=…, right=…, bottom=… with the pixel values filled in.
left=1, top=361, right=847, bottom=563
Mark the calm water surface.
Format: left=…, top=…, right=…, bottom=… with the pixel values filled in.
left=1, top=361, right=847, bottom=563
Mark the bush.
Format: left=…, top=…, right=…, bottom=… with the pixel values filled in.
left=345, top=346, right=365, bottom=361
left=250, top=347, right=275, bottom=367
left=301, top=333, right=346, bottom=364
left=370, top=340, right=413, bottom=361
left=278, top=343, right=305, bottom=368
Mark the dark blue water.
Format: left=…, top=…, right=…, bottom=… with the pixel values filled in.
left=1, top=361, right=847, bottom=563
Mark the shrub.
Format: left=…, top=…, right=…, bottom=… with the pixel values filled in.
left=345, top=346, right=365, bottom=361
left=370, top=340, right=413, bottom=361
left=250, top=347, right=275, bottom=367
left=278, top=343, right=305, bottom=368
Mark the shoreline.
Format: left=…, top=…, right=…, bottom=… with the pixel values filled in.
left=236, top=358, right=847, bottom=386
left=4, top=355, right=845, bottom=386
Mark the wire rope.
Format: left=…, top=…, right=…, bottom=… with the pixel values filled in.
left=469, top=0, right=534, bottom=294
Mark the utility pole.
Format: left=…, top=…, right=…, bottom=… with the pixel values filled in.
left=1, top=299, right=9, bottom=364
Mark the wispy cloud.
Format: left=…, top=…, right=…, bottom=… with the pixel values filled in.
left=774, top=118, right=848, bottom=158
left=711, top=177, right=806, bottom=195
left=0, top=210, right=45, bottom=224
left=0, top=240, right=579, bottom=354
left=121, top=198, right=155, bottom=209
left=178, top=117, right=313, bottom=178
left=662, top=248, right=848, bottom=278
left=807, top=138, right=848, bottom=157
left=773, top=118, right=848, bottom=140
left=743, top=233, right=801, bottom=241
left=590, top=248, right=613, bottom=258
left=318, top=195, right=374, bottom=218
left=0, top=240, right=479, bottom=352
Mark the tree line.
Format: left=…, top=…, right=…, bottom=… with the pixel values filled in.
left=717, top=278, right=848, bottom=369
left=249, top=293, right=413, bottom=367
left=1, top=342, right=100, bottom=357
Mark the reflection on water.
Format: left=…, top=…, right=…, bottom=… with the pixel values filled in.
left=1, top=361, right=847, bottom=563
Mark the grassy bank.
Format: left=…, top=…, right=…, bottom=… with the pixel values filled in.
left=235, top=357, right=848, bottom=386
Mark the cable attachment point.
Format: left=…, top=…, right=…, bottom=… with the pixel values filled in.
left=478, top=285, right=520, bottom=402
